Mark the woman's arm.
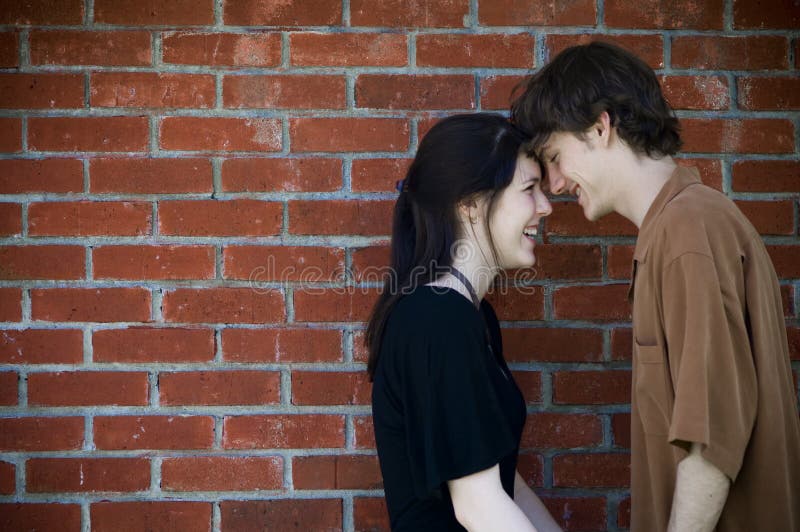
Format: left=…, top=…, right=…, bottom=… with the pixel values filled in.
left=513, top=471, right=563, bottom=532
left=447, top=464, right=538, bottom=531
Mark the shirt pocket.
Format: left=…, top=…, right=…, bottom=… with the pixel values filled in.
left=634, top=341, right=671, bottom=436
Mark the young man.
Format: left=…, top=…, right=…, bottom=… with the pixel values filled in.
left=511, top=41, right=800, bottom=532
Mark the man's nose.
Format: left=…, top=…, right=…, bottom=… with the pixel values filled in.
left=547, top=168, right=568, bottom=195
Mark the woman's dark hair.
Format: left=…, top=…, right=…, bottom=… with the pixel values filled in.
left=365, top=113, right=530, bottom=379
left=510, top=41, right=682, bottom=158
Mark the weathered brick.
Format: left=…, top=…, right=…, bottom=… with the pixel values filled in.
left=162, top=456, right=283, bottom=491
left=608, top=245, right=635, bottom=280
left=93, top=245, right=216, bottom=280
left=480, top=0, right=595, bottom=25
left=480, top=75, right=527, bottom=110
left=0, top=504, right=81, bottom=532
left=90, top=158, right=213, bottom=194
left=30, top=287, right=151, bottom=323
left=0, top=371, right=17, bottom=405
left=0, top=245, right=84, bottom=280
left=162, top=287, right=285, bottom=324
left=223, top=245, right=344, bottom=282
left=0, top=289, right=22, bottom=321
left=290, top=118, right=408, bottom=152
left=517, top=453, right=544, bottom=488
left=160, top=117, right=282, bottom=152
left=27, top=458, right=150, bottom=492
left=30, top=31, right=151, bottom=66
left=224, top=0, right=342, bottom=25
left=684, top=119, right=795, bottom=154
left=542, top=497, right=608, bottom=531
left=350, top=0, right=468, bottom=27
left=224, top=75, right=346, bottom=109
left=0, top=73, right=84, bottom=109
left=553, top=370, right=632, bottom=404
left=290, top=33, right=407, bottom=66
left=353, top=498, right=390, bottom=532
left=546, top=34, right=664, bottom=69
left=159, top=370, right=280, bottom=405
left=605, top=0, right=723, bottom=29
left=485, top=287, right=544, bottom=320
left=733, top=0, right=800, bottom=28
left=618, top=497, right=632, bottom=529
left=553, top=285, right=631, bottom=321
left=0, top=329, right=83, bottom=364
left=91, top=73, right=215, bottom=108
left=159, top=199, right=282, bottom=236
left=546, top=203, right=638, bottom=236
left=611, top=327, right=633, bottom=361
left=222, top=328, right=342, bottom=363
left=660, top=75, right=729, bottom=110
left=678, top=158, right=724, bottom=191
left=733, top=160, right=800, bottom=193
left=767, top=246, right=800, bottom=279
left=521, top=413, right=603, bottom=449
left=222, top=157, right=341, bottom=192
left=735, top=200, right=795, bottom=235
left=351, top=158, right=411, bottom=192
left=353, top=415, right=375, bottom=449
left=29, top=117, right=149, bottom=152
left=612, top=413, right=632, bottom=448
left=220, top=499, right=342, bottom=532
left=417, top=34, right=535, bottom=67
left=503, top=327, right=604, bottom=362
left=0, top=159, right=83, bottom=194
left=0, top=417, right=84, bottom=451
left=163, top=32, right=281, bottom=66
left=289, top=200, right=393, bottom=236
left=293, top=288, right=380, bottom=323
left=0, top=118, right=21, bottom=152
left=738, top=77, right=800, bottom=110
left=292, top=371, right=371, bottom=405
left=29, top=201, right=151, bottom=236
left=531, top=243, right=603, bottom=280
left=93, top=327, right=215, bottom=363
left=223, top=415, right=345, bottom=449
left=28, top=372, right=149, bottom=406
left=0, top=0, right=83, bottom=24
left=0, top=461, right=13, bottom=495
left=671, top=35, right=788, bottom=70
left=553, top=453, right=630, bottom=488
left=91, top=502, right=213, bottom=532
left=512, top=370, right=542, bottom=404
left=293, top=455, right=382, bottom=489
left=94, top=0, right=214, bottom=25
left=0, top=33, right=18, bottom=67
left=94, top=416, right=214, bottom=450
left=356, top=75, right=475, bottom=110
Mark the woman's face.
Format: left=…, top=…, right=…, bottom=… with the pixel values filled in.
left=487, top=154, right=552, bottom=270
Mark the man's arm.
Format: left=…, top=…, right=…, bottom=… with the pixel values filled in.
left=667, top=443, right=730, bottom=532
left=513, top=471, right=563, bottom=532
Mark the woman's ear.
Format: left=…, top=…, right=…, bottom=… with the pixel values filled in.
left=458, top=199, right=479, bottom=224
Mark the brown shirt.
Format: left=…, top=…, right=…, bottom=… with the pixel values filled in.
left=629, top=166, right=800, bottom=532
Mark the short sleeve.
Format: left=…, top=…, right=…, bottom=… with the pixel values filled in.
left=662, top=252, right=757, bottom=481
left=399, top=316, right=517, bottom=498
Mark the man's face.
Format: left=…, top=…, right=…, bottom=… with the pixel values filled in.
left=541, top=131, right=613, bottom=222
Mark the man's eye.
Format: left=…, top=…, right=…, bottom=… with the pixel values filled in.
left=549, top=154, right=558, bottom=164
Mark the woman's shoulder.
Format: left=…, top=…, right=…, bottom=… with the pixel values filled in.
left=391, top=285, right=479, bottom=328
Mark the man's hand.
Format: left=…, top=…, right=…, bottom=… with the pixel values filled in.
left=667, top=443, right=730, bottom=532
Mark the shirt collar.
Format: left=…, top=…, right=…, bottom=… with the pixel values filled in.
left=633, top=165, right=702, bottom=262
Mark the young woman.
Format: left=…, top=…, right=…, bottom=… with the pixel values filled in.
left=367, top=113, right=562, bottom=532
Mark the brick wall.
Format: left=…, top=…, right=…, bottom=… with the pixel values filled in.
left=0, top=0, right=798, bottom=530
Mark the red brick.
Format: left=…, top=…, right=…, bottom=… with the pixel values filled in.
left=480, top=75, right=527, bottom=110
left=93, top=327, right=215, bottom=363
left=542, top=497, right=608, bottom=531
left=30, top=31, right=151, bottom=66
left=289, top=200, right=392, bottom=236
left=0, top=461, right=13, bottom=495
left=290, top=118, right=408, bottom=153
left=353, top=415, right=375, bottom=449
left=350, top=0, right=468, bottom=27
left=90, top=158, right=213, bottom=194
left=91, top=73, right=214, bottom=108
left=162, top=287, right=285, bottom=324
left=293, top=288, right=379, bottom=323
left=353, top=331, right=370, bottom=363
left=517, top=453, right=544, bottom=488
left=608, top=245, right=634, bottom=280
left=29, top=201, right=150, bottom=236
left=672, top=36, right=788, bottom=70
left=356, top=74, right=474, bottom=110
left=351, top=159, right=411, bottom=193
left=163, top=32, right=281, bottom=67
left=547, top=34, right=664, bottom=69
left=222, top=328, right=342, bottom=363
left=767, top=246, right=800, bottom=279
left=159, top=199, right=282, bottom=236
left=0, top=0, right=83, bottom=24
left=224, top=0, right=341, bottom=25
left=618, top=497, right=632, bottom=529
left=0, top=118, right=21, bottom=152
left=546, top=203, right=638, bottom=236
left=532, top=243, right=603, bottom=280
left=553, top=285, right=631, bottom=321
left=224, top=75, right=346, bottom=109
left=290, top=32, right=407, bottom=66
left=224, top=245, right=344, bottom=282
left=162, top=456, right=282, bottom=491
left=292, top=371, right=371, bottom=405
left=160, top=370, right=280, bottom=406
left=91, top=502, right=212, bottom=532
left=0, top=73, right=83, bottom=109
left=0, top=504, right=81, bottom=532
left=736, top=200, right=795, bottom=235
left=95, top=416, right=213, bottom=450
left=28, top=372, right=149, bottom=406
left=160, top=117, right=281, bottom=152
left=0, top=159, right=83, bottom=194
left=611, top=327, right=632, bottom=361
left=27, top=458, right=149, bottom=493
left=503, top=327, right=603, bottom=362
left=0, top=329, right=82, bottom=364
left=350, top=246, right=390, bottom=279
left=553, top=370, right=631, bottom=404
left=660, top=75, right=729, bottom=110
left=0, top=32, right=18, bottom=67
left=485, top=287, right=544, bottom=320
left=293, top=455, right=381, bottom=489
left=0, top=417, right=83, bottom=451
left=0, top=245, right=84, bottom=280
left=738, top=77, right=800, bottom=110
left=0, top=371, right=17, bottom=405
left=222, top=157, right=341, bottom=192
left=788, top=327, right=799, bottom=360
left=29, top=117, right=149, bottom=152
left=612, top=413, right=631, bottom=448
left=223, top=414, right=345, bottom=449
left=796, top=39, right=800, bottom=68
left=353, top=498, right=389, bottom=532
left=606, top=0, right=723, bottom=29
left=0, top=289, right=21, bottom=322
left=30, top=287, right=151, bottom=323
left=782, top=285, right=794, bottom=318
left=733, top=160, right=800, bottom=193
left=734, top=0, right=800, bottom=28
left=95, top=0, right=214, bottom=24
left=480, top=0, right=595, bottom=25
left=417, top=34, right=535, bottom=68
left=512, top=370, right=542, bottom=404
left=521, top=413, right=603, bottom=449
left=682, top=119, right=795, bottom=154
left=678, top=158, right=724, bottom=191
left=94, top=245, right=215, bottom=280
left=553, top=453, right=630, bottom=488
left=220, top=499, right=342, bottom=531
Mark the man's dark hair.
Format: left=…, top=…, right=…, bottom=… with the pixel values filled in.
left=510, top=41, right=682, bottom=158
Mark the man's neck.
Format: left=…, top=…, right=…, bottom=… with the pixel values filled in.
left=614, top=154, right=677, bottom=229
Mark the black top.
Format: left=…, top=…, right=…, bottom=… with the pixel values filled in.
left=371, top=286, right=527, bottom=531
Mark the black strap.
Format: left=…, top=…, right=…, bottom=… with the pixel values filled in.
left=449, top=266, right=480, bottom=309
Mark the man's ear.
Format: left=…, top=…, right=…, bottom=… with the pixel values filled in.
left=594, top=111, right=613, bottom=148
